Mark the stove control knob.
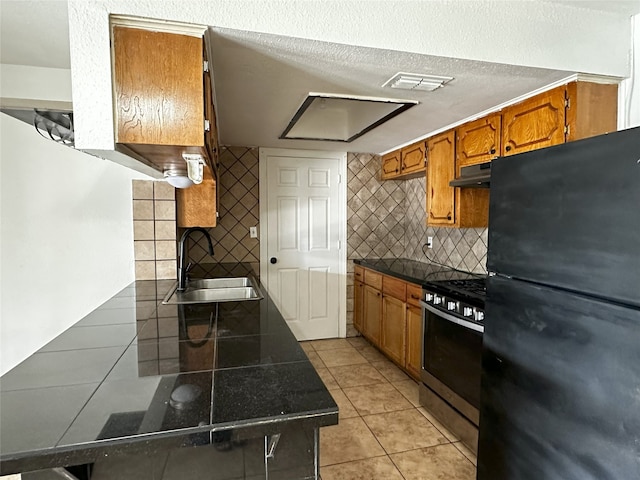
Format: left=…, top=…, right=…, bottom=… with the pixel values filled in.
left=425, top=293, right=434, bottom=302
left=474, top=310, right=485, bottom=322
left=447, top=301, right=458, bottom=311
left=433, top=295, right=443, bottom=305
left=463, top=307, right=473, bottom=317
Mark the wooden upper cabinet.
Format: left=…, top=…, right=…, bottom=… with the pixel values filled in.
left=381, top=141, right=426, bottom=180
left=502, top=86, right=566, bottom=156
left=457, top=114, right=501, bottom=167
left=203, top=48, right=219, bottom=168
left=176, top=166, right=217, bottom=227
left=113, top=27, right=203, bottom=147
left=401, top=142, right=427, bottom=175
left=112, top=25, right=219, bottom=177
left=426, top=131, right=456, bottom=226
left=565, top=81, right=618, bottom=142
left=381, top=151, right=401, bottom=179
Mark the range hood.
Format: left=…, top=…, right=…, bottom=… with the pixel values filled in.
left=449, top=161, right=491, bottom=188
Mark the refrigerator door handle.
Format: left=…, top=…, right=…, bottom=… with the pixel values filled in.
left=420, top=301, right=484, bottom=333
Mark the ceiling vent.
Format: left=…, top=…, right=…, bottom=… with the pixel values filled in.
left=383, top=72, right=454, bottom=92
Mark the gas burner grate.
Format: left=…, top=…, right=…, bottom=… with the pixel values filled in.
left=443, top=279, right=486, bottom=297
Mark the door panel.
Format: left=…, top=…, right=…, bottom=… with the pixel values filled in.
left=309, top=197, right=330, bottom=250
left=457, top=114, right=501, bottom=167
left=363, top=285, right=382, bottom=344
left=264, top=152, right=343, bottom=339
left=381, top=295, right=405, bottom=366
left=309, top=267, right=329, bottom=319
left=427, top=131, right=456, bottom=226
left=405, top=305, right=422, bottom=380
left=502, top=86, right=565, bottom=156
left=381, top=151, right=401, bottom=179
left=354, top=281, right=364, bottom=332
left=277, top=268, right=300, bottom=321
left=277, top=197, right=299, bottom=251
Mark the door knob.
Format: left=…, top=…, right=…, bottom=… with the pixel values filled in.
left=270, top=257, right=277, bottom=264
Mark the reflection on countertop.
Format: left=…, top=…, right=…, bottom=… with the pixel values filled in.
left=0, top=263, right=337, bottom=476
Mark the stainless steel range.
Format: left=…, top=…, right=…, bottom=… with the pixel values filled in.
left=419, top=275, right=486, bottom=452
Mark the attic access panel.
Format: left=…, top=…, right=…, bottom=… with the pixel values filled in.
left=280, top=93, right=418, bottom=142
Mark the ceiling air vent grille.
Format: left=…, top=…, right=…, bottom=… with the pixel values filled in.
left=383, top=72, right=454, bottom=92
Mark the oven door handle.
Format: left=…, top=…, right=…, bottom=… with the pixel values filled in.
left=420, top=301, right=484, bottom=333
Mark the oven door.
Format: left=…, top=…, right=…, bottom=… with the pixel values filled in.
left=420, top=301, right=483, bottom=419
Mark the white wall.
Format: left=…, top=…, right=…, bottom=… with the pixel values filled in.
left=0, top=114, right=147, bottom=375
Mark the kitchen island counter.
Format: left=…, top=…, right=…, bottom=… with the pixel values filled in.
left=0, top=263, right=337, bottom=479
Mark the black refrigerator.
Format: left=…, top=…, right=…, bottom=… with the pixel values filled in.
left=478, top=127, right=640, bottom=480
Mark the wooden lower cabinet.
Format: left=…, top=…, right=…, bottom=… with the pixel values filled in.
left=354, top=281, right=364, bottom=332
left=353, top=265, right=423, bottom=381
left=363, top=285, right=382, bottom=344
left=405, top=305, right=422, bottom=379
left=381, top=295, right=406, bottom=366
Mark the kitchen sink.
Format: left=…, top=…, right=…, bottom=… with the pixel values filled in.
left=188, top=277, right=253, bottom=289
left=162, top=276, right=263, bottom=305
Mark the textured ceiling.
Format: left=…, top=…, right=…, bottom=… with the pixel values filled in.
left=209, top=28, right=572, bottom=153
left=2, top=0, right=637, bottom=154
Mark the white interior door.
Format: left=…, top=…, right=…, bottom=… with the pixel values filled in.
left=260, top=149, right=346, bottom=340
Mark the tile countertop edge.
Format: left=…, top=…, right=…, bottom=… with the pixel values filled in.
left=0, top=262, right=338, bottom=476
left=0, top=409, right=339, bottom=475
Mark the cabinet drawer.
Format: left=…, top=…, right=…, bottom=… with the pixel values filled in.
left=354, top=265, right=364, bottom=282
left=364, top=269, right=383, bottom=290
left=406, top=283, right=422, bottom=307
left=383, top=276, right=406, bottom=301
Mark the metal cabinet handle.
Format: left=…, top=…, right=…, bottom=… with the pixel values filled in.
left=270, top=257, right=277, bottom=264
left=490, top=148, right=496, bottom=154
left=505, top=145, right=512, bottom=152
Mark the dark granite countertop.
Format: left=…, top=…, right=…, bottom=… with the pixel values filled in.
left=354, top=258, right=486, bottom=286
left=0, top=263, right=337, bottom=475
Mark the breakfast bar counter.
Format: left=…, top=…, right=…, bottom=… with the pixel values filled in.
left=0, top=263, right=337, bottom=479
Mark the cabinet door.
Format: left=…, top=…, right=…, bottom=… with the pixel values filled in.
left=113, top=26, right=203, bottom=146
left=363, top=285, right=382, bottom=345
left=354, top=281, right=364, bottom=333
left=457, top=114, right=501, bottom=167
left=381, top=151, right=401, bottom=179
left=176, top=166, right=217, bottom=227
left=426, top=131, right=456, bottom=226
left=203, top=50, right=219, bottom=168
left=381, top=295, right=406, bottom=366
left=405, top=305, right=422, bottom=380
left=401, top=142, right=426, bottom=175
left=502, top=86, right=566, bottom=156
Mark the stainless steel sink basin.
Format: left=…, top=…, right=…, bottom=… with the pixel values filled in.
left=162, top=276, right=263, bottom=305
left=188, top=277, right=253, bottom=289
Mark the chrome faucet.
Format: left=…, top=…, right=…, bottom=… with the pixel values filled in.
left=177, top=227, right=214, bottom=290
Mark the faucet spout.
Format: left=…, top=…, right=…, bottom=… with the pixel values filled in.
left=178, top=227, right=214, bottom=290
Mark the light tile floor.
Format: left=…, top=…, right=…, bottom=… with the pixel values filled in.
left=301, top=337, right=477, bottom=480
